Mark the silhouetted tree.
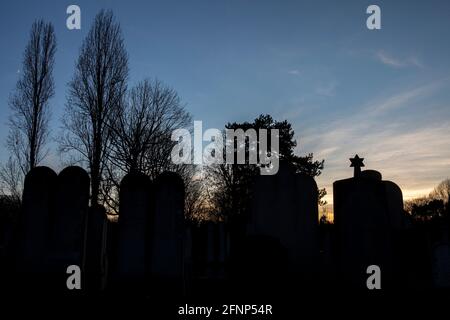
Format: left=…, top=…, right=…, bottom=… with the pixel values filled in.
left=101, top=78, right=196, bottom=215
left=206, top=114, right=325, bottom=219
left=430, top=178, right=450, bottom=204
left=60, top=10, right=128, bottom=205
left=108, top=79, right=190, bottom=177
left=405, top=178, right=450, bottom=223
left=185, top=172, right=209, bottom=221
left=206, top=158, right=258, bottom=219
left=0, top=193, right=21, bottom=245
left=410, top=199, right=446, bottom=221
left=0, top=156, right=22, bottom=203
left=5, top=19, right=56, bottom=178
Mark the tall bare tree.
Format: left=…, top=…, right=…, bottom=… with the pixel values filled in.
left=60, top=10, right=128, bottom=205
left=7, top=20, right=56, bottom=175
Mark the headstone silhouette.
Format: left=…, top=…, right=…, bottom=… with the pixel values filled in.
left=14, top=166, right=57, bottom=288
left=0, top=196, right=18, bottom=277
left=48, top=166, right=89, bottom=289
left=430, top=227, right=450, bottom=288
left=205, top=222, right=227, bottom=278
left=84, top=204, right=108, bottom=292
left=115, top=172, right=152, bottom=291
left=191, top=222, right=227, bottom=279
left=149, top=171, right=185, bottom=293
left=248, top=163, right=319, bottom=283
left=191, top=223, right=208, bottom=278
left=432, top=242, right=450, bottom=288
left=333, top=155, right=406, bottom=289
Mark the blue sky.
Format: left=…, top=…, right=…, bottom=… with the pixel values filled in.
left=1, top=0, right=450, bottom=203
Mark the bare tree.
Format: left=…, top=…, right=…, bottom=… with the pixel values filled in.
left=205, top=162, right=257, bottom=219
left=430, top=178, right=450, bottom=204
left=183, top=168, right=216, bottom=222
left=7, top=20, right=56, bottom=175
left=0, top=157, right=23, bottom=202
left=60, top=10, right=128, bottom=205
left=103, top=78, right=192, bottom=214
left=108, top=79, right=190, bottom=176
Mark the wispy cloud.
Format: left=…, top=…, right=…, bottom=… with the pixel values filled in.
left=366, top=81, right=442, bottom=115
left=299, top=80, right=450, bottom=204
left=376, top=50, right=424, bottom=69
left=315, top=81, right=337, bottom=97
left=287, top=69, right=300, bottom=76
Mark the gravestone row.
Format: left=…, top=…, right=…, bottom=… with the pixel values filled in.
left=2, top=166, right=187, bottom=295
left=9, top=166, right=107, bottom=293
left=1, top=157, right=448, bottom=295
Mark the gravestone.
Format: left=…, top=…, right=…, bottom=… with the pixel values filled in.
left=432, top=242, right=450, bottom=288
left=14, top=166, right=57, bottom=289
left=191, top=223, right=208, bottom=277
left=16, top=167, right=57, bottom=269
left=248, top=163, right=319, bottom=282
left=48, top=166, right=90, bottom=289
left=333, top=155, right=406, bottom=289
left=115, top=172, right=152, bottom=291
left=206, top=222, right=227, bottom=278
left=149, top=171, right=185, bottom=294
left=105, top=217, right=119, bottom=290
left=84, top=204, right=108, bottom=292
left=0, top=196, right=18, bottom=275
left=0, top=197, right=19, bottom=291
left=431, top=226, right=450, bottom=289
left=191, top=222, right=227, bottom=279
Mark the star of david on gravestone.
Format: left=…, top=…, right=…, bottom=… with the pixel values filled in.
left=350, top=154, right=364, bottom=177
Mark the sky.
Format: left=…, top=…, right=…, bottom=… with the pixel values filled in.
left=1, top=0, right=450, bottom=204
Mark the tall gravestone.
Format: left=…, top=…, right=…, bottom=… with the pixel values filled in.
left=0, top=204, right=5, bottom=275
left=114, top=172, right=152, bottom=291
left=248, top=163, right=319, bottom=284
left=431, top=227, right=450, bottom=288
left=48, top=166, right=90, bottom=289
left=0, top=196, right=18, bottom=279
left=149, top=171, right=185, bottom=294
left=191, top=222, right=227, bottom=279
left=333, top=155, right=406, bottom=289
left=191, top=223, right=208, bottom=278
left=84, top=204, right=108, bottom=292
left=206, top=222, right=227, bottom=278
left=14, top=166, right=57, bottom=289
left=432, top=242, right=450, bottom=288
